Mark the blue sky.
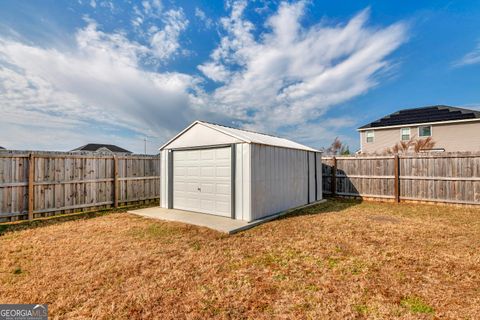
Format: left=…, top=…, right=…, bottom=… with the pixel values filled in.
left=1, top=0, right=479, bottom=153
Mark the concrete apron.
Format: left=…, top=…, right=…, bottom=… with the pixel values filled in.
left=128, top=199, right=327, bottom=234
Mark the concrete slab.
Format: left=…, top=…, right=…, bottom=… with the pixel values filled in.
left=128, top=199, right=326, bottom=234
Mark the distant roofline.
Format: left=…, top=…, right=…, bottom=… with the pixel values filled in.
left=71, top=143, right=132, bottom=153
left=358, top=105, right=480, bottom=130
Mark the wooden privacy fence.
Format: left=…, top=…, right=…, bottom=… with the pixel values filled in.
left=323, top=153, right=480, bottom=205
left=0, top=152, right=160, bottom=222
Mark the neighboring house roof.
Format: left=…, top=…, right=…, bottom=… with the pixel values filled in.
left=72, top=144, right=132, bottom=153
left=0, top=146, right=5, bottom=150
left=160, top=120, right=319, bottom=152
left=359, top=105, right=480, bottom=130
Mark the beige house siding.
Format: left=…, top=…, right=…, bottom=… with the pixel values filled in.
left=360, top=120, right=480, bottom=153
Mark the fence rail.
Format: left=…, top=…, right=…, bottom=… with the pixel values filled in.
left=0, top=152, right=160, bottom=222
left=322, top=152, right=480, bottom=205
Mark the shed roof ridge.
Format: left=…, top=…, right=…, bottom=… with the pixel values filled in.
left=197, top=120, right=284, bottom=139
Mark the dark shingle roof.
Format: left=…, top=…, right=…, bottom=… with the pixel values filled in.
left=359, top=105, right=480, bottom=129
left=0, top=146, right=5, bottom=150
left=72, top=144, right=132, bottom=153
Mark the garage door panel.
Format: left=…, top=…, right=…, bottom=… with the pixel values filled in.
left=199, top=183, right=215, bottom=194
left=174, top=167, right=187, bottom=176
left=200, top=167, right=215, bottom=177
left=215, top=183, right=230, bottom=195
left=216, top=166, right=230, bottom=177
left=186, top=150, right=200, bottom=160
left=215, top=202, right=230, bottom=214
left=187, top=167, right=200, bottom=176
left=173, top=147, right=232, bottom=217
left=215, top=148, right=230, bottom=159
left=201, top=149, right=215, bottom=159
left=175, top=151, right=187, bottom=160
left=185, top=182, right=199, bottom=192
left=200, top=199, right=214, bottom=209
left=213, top=193, right=230, bottom=202
left=174, top=181, right=186, bottom=191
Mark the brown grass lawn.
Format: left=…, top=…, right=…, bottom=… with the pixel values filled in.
left=0, top=199, right=479, bottom=319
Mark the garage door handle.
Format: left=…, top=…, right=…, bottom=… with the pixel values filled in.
left=197, top=187, right=201, bottom=192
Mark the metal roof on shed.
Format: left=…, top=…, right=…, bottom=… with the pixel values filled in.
left=160, top=120, right=319, bottom=152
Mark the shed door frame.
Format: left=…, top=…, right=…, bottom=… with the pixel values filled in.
left=167, top=144, right=236, bottom=219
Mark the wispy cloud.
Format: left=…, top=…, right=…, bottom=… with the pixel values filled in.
left=199, top=1, right=408, bottom=137
left=195, top=7, right=213, bottom=29
left=149, top=8, right=189, bottom=60
left=453, top=40, right=480, bottom=67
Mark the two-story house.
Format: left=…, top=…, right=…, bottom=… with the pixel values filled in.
left=358, top=105, right=480, bottom=153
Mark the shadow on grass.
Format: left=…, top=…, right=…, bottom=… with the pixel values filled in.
left=0, top=204, right=155, bottom=236
left=278, top=197, right=362, bottom=221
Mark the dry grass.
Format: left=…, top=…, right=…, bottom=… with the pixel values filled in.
left=1, top=199, right=479, bottom=319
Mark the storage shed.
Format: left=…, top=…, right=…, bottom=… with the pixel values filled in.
left=160, top=121, right=322, bottom=222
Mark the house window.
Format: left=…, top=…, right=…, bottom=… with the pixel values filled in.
left=401, top=128, right=410, bottom=141
left=419, top=125, right=432, bottom=137
left=366, top=130, right=374, bottom=143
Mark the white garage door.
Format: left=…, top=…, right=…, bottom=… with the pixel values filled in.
left=173, top=147, right=231, bottom=217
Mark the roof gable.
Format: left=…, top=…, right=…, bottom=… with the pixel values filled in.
left=359, top=105, right=480, bottom=129
left=160, top=121, right=318, bottom=152
left=161, top=122, right=242, bottom=150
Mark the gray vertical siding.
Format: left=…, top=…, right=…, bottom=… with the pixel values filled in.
left=250, top=145, right=321, bottom=220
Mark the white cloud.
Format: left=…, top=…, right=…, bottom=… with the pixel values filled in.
left=453, top=40, right=480, bottom=67
left=150, top=9, right=189, bottom=60
left=197, top=62, right=231, bottom=82
left=199, top=1, right=407, bottom=137
left=195, top=7, right=213, bottom=29
left=90, top=0, right=96, bottom=8
left=142, top=0, right=162, bottom=17
left=0, top=21, right=198, bottom=153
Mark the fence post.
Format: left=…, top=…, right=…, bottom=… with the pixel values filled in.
left=28, top=153, right=35, bottom=220
left=331, top=156, right=337, bottom=196
left=394, top=154, right=400, bottom=203
left=113, top=156, right=119, bottom=208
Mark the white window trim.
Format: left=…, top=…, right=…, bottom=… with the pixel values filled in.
left=366, top=130, right=374, bottom=143
left=400, top=127, right=411, bottom=141
left=418, top=125, right=432, bottom=137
